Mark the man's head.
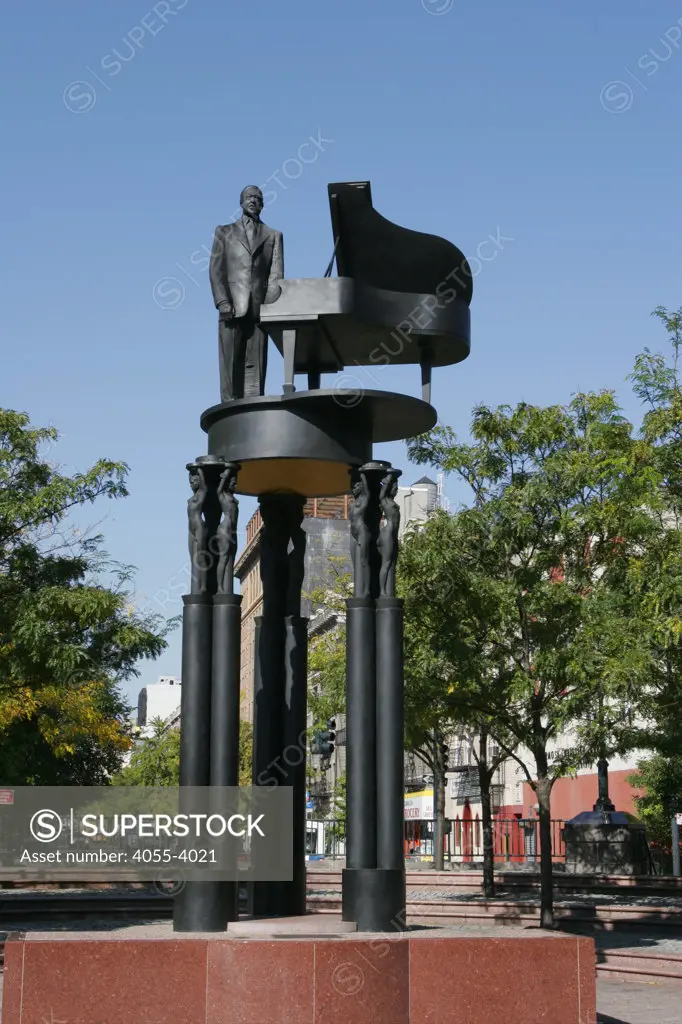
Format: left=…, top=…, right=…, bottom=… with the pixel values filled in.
left=240, top=186, right=264, bottom=219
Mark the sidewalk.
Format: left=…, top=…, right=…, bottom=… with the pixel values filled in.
left=597, top=977, right=681, bottom=1023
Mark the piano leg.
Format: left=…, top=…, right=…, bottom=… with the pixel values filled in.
left=420, top=350, right=432, bottom=405
left=282, top=329, right=296, bottom=396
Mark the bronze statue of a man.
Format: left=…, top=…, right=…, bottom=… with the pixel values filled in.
left=209, top=186, right=283, bottom=401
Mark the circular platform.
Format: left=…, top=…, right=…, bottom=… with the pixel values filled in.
left=200, top=389, right=436, bottom=497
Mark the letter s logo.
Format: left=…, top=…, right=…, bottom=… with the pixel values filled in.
left=30, top=809, right=63, bottom=843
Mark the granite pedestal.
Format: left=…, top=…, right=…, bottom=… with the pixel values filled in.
left=2, top=919, right=596, bottom=1024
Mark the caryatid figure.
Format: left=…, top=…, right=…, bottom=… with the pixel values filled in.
left=215, top=463, right=240, bottom=595
left=377, top=469, right=402, bottom=597
left=349, top=469, right=373, bottom=598
left=187, top=465, right=210, bottom=594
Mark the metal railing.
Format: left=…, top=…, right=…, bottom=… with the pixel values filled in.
left=306, top=818, right=345, bottom=859
left=405, top=817, right=566, bottom=863
left=305, top=816, right=567, bottom=864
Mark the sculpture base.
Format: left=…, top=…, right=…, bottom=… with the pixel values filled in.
left=342, top=867, right=406, bottom=932
left=200, top=390, right=437, bottom=497
left=564, top=819, right=651, bottom=875
left=2, top=925, right=596, bottom=1023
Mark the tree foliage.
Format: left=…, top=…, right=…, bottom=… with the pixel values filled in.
left=297, top=306, right=682, bottom=911
left=114, top=718, right=254, bottom=787
left=0, top=409, right=169, bottom=782
left=307, top=562, right=350, bottom=724
left=628, top=754, right=682, bottom=856
left=626, top=306, right=682, bottom=752
left=404, top=390, right=665, bottom=924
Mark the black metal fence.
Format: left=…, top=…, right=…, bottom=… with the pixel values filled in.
left=305, top=816, right=567, bottom=863
left=405, top=816, right=566, bottom=863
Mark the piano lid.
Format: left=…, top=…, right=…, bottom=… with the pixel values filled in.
left=328, top=181, right=473, bottom=305
left=260, top=179, right=473, bottom=383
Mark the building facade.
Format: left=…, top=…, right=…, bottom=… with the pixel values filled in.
left=136, top=676, right=182, bottom=732
left=395, top=475, right=440, bottom=538
left=234, top=496, right=352, bottom=723
left=443, top=731, right=646, bottom=824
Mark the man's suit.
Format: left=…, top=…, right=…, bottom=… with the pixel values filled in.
left=209, top=217, right=283, bottom=401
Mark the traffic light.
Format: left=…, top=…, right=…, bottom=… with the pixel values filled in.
left=312, top=719, right=336, bottom=758
left=323, top=718, right=336, bottom=756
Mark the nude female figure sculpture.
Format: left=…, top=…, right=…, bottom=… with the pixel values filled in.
left=378, top=470, right=401, bottom=598
left=188, top=466, right=209, bottom=593
left=350, top=469, right=372, bottom=598
left=215, top=464, right=239, bottom=595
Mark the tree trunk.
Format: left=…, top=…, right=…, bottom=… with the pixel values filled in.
left=433, top=738, right=446, bottom=871
left=535, top=775, right=555, bottom=929
left=478, top=726, right=495, bottom=898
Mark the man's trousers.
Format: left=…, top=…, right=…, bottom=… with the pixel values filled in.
left=218, top=311, right=268, bottom=401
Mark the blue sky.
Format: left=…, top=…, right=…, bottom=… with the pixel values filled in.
left=2, top=1, right=682, bottom=701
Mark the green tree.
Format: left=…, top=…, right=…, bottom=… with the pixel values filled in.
left=628, top=754, right=682, bottom=865
left=399, top=553, right=445, bottom=866
left=0, top=409, right=169, bottom=782
left=400, top=516, right=516, bottom=888
left=627, top=306, right=682, bottom=753
left=406, top=392, right=660, bottom=926
left=307, top=562, right=350, bottom=724
left=114, top=718, right=254, bottom=787
left=238, top=720, right=253, bottom=787
left=114, top=718, right=181, bottom=786
left=0, top=681, right=131, bottom=785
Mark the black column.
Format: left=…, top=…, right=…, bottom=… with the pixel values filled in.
left=345, top=598, right=377, bottom=870
left=249, top=492, right=307, bottom=919
left=376, top=597, right=405, bottom=871
left=173, top=594, right=223, bottom=931
left=342, top=462, right=406, bottom=932
left=277, top=614, right=308, bottom=917
left=342, top=597, right=377, bottom=926
left=374, top=596, right=407, bottom=927
left=250, top=615, right=285, bottom=916
left=208, top=593, right=243, bottom=925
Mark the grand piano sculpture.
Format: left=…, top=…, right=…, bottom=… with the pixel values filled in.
left=175, top=181, right=473, bottom=935
left=264, top=180, right=471, bottom=395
